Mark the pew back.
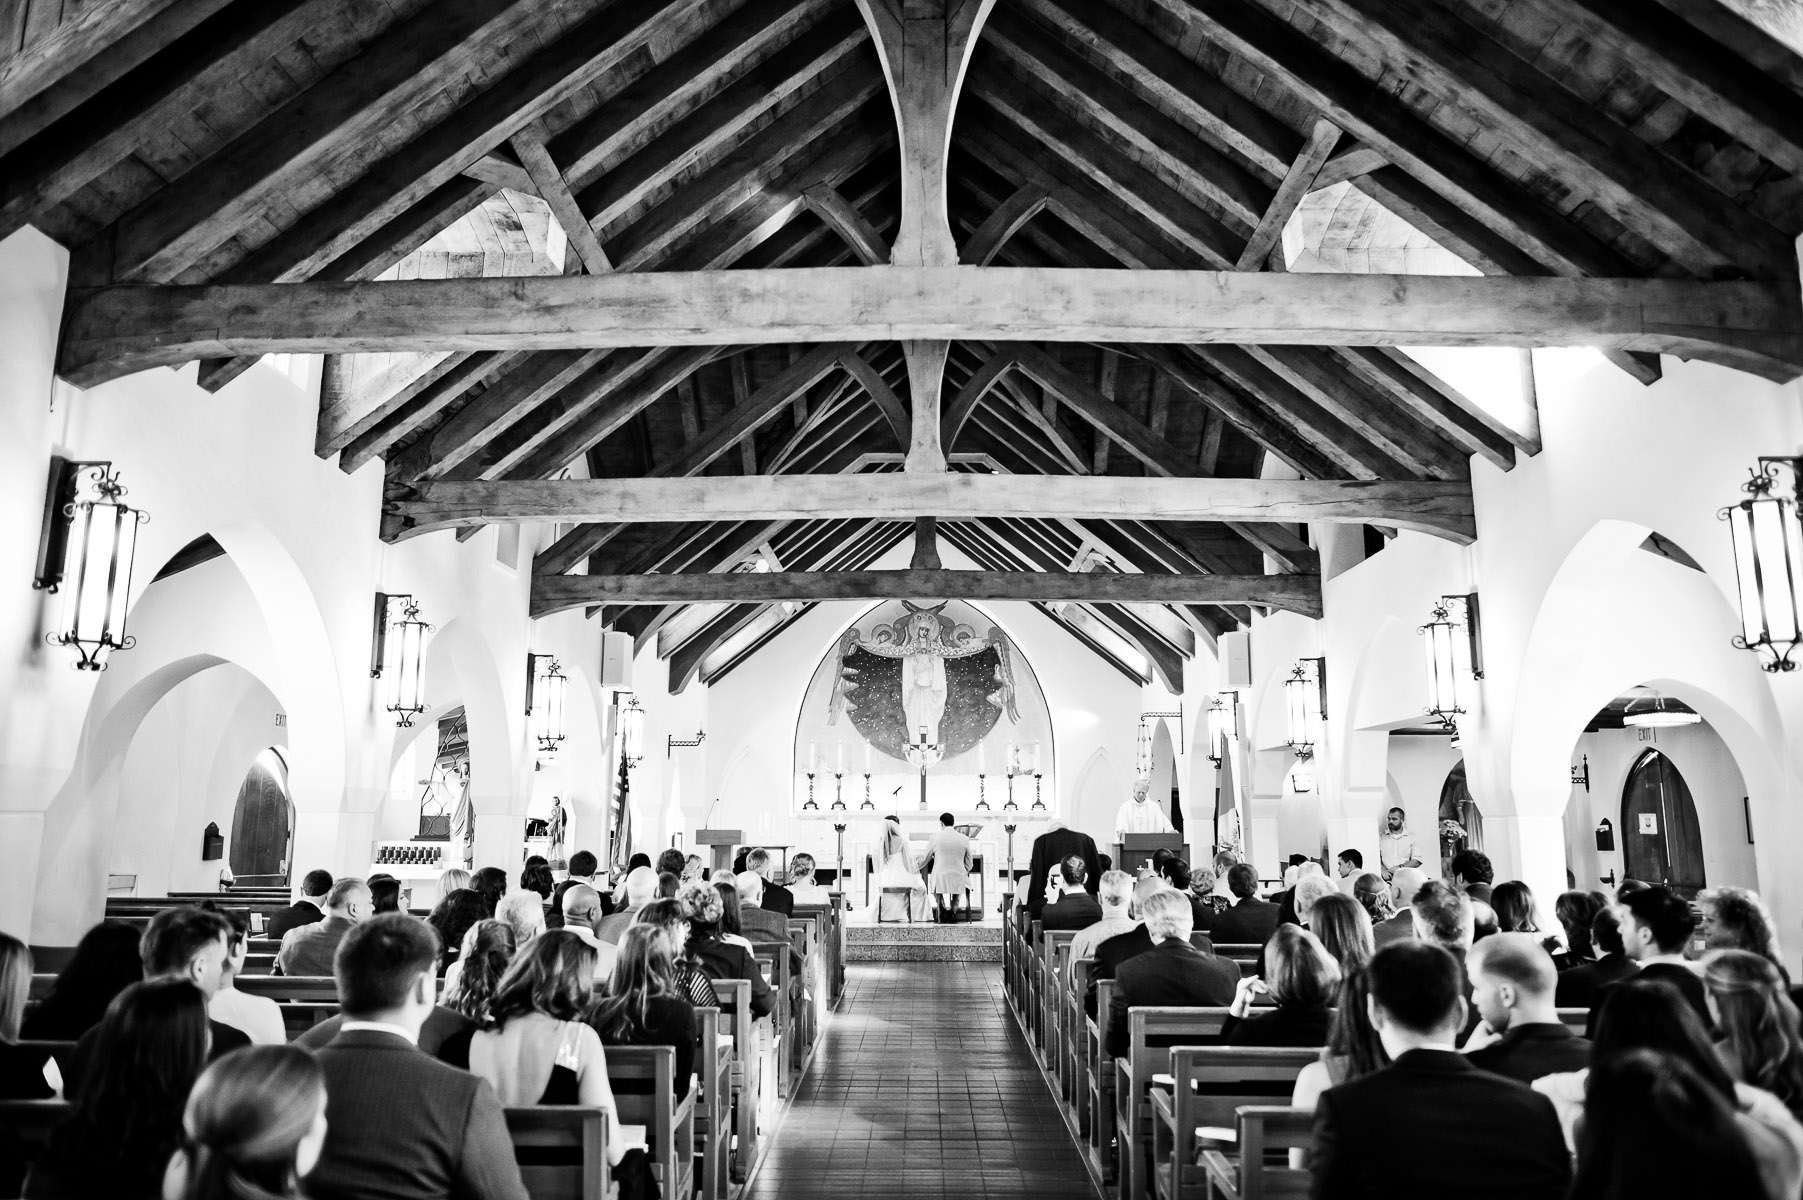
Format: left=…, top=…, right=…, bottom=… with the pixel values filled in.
left=503, top=1106, right=607, bottom=1200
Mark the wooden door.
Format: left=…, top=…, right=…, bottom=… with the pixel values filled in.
left=229, top=753, right=291, bottom=881
left=1622, top=750, right=1707, bottom=897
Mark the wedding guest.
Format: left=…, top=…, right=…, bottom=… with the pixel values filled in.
left=162, top=1045, right=328, bottom=1200
left=305, top=915, right=527, bottom=1200
left=426, top=888, right=489, bottom=976
left=557, top=885, right=619, bottom=984
left=744, top=848, right=794, bottom=917
left=1309, top=892, right=1375, bottom=973
left=1335, top=849, right=1364, bottom=894
left=433, top=868, right=472, bottom=908
left=1291, top=966, right=1387, bottom=1109
left=1084, top=877, right=1168, bottom=1019
left=1615, top=886, right=1709, bottom=1027
left=680, top=855, right=707, bottom=885
left=549, top=852, right=599, bottom=929
left=0, top=933, right=51, bottom=1100
left=1068, top=870, right=1138, bottom=986
left=1104, top=890, right=1236, bottom=1057
left=275, top=878, right=368, bottom=977
left=1551, top=890, right=1607, bottom=970
left=1210, top=864, right=1279, bottom=946
left=1556, top=905, right=1637, bottom=1009
left=1705, top=949, right=1803, bottom=1115
left=714, top=882, right=757, bottom=954
left=1701, top=887, right=1784, bottom=971
left=1491, top=881, right=1543, bottom=936
left=636, top=898, right=719, bottom=1007
left=1294, top=873, right=1341, bottom=930
left=1309, top=942, right=1571, bottom=1200
left=1463, top=934, right=1589, bottom=1083
left=200, top=904, right=283, bottom=1046
left=440, top=919, right=516, bottom=1025
left=786, top=854, right=829, bottom=904
left=29, top=979, right=210, bottom=1199
left=21, top=919, right=142, bottom=1040
left=1041, top=856, right=1104, bottom=931
left=1534, top=977, right=1803, bottom=1167
left=518, top=862, right=555, bottom=906
left=1023, top=820, right=1101, bottom=923
left=365, top=873, right=402, bottom=915
left=589, top=925, right=696, bottom=1100
left=598, top=868, right=657, bottom=943
left=1355, top=872, right=1408, bottom=949
left=1568, top=1051, right=1775, bottom=1200
left=1223, top=924, right=1337, bottom=1046
left=268, top=870, right=335, bottom=940
left=495, top=890, right=546, bottom=947
left=1448, top=849, right=1494, bottom=896
left=63, top=907, right=248, bottom=1097
left=680, top=882, right=774, bottom=1019
left=472, top=867, right=509, bottom=917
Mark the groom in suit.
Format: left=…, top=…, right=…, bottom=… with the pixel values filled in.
left=923, top=812, right=974, bottom=924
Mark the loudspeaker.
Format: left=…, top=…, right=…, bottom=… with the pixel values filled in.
left=600, top=631, right=634, bottom=689
left=1220, top=630, right=1252, bottom=689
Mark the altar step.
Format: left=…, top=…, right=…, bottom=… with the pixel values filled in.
left=846, top=922, right=1003, bottom=962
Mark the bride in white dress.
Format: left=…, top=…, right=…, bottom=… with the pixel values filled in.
left=873, top=816, right=929, bottom=922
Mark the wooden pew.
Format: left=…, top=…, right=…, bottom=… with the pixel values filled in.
left=1088, top=980, right=1117, bottom=1178
left=1150, top=1050, right=1319, bottom=1200
left=504, top=1106, right=607, bottom=1200
left=235, top=976, right=338, bottom=1003
left=0, top=1097, right=71, bottom=1182
left=1023, top=919, right=1045, bottom=1045
left=1197, top=1105, right=1314, bottom=1200
left=692, top=1006, right=731, bottom=1200
left=709, top=979, right=757, bottom=1183
left=1067, top=958, right=1097, bottom=1131
left=275, top=1001, right=339, bottom=1040
left=749, top=944, right=794, bottom=1100
left=1114, top=1008, right=1240, bottom=1200
left=1040, top=929, right=1078, bottom=1077
left=606, top=1045, right=695, bottom=1200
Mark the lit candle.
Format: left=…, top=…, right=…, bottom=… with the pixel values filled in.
left=864, top=741, right=872, bottom=773
left=978, top=741, right=987, bottom=773
left=836, top=742, right=845, bottom=773
left=808, top=741, right=818, bottom=771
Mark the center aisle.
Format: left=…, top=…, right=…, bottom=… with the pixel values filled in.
left=743, top=960, right=1098, bottom=1200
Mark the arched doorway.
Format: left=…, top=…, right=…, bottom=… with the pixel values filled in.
left=1437, top=761, right=1484, bottom=878
left=229, top=747, right=292, bottom=883
left=1622, top=749, right=1707, bottom=896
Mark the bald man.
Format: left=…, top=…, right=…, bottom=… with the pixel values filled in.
left=1463, top=934, right=1588, bottom=1081
left=559, top=885, right=619, bottom=982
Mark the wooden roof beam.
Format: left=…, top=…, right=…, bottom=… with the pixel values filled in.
left=394, top=474, right=1477, bottom=542
left=510, top=122, right=612, bottom=274
left=854, top=0, right=997, bottom=267
left=1237, top=120, right=1340, bottom=270
left=61, top=268, right=1802, bottom=385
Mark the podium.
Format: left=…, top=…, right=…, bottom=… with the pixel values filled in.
left=696, top=828, right=742, bottom=877
left=1116, top=833, right=1189, bottom=874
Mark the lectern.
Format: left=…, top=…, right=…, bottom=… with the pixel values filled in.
left=696, top=829, right=742, bottom=877
left=1116, top=833, right=1189, bottom=874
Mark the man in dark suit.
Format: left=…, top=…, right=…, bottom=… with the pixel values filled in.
left=1103, top=890, right=1238, bottom=1057
left=1023, top=821, right=1101, bottom=924
left=296, top=1004, right=478, bottom=1068
left=1310, top=942, right=1571, bottom=1200
left=64, top=906, right=250, bottom=1096
left=1608, top=885, right=1709, bottom=1028
left=1463, top=934, right=1590, bottom=1084
left=547, top=849, right=600, bottom=930
left=744, top=847, right=795, bottom=916
left=1040, top=856, right=1104, bottom=931
left=307, top=914, right=528, bottom=1200
left=1208, top=864, right=1280, bottom=947
left=267, top=868, right=334, bottom=940
left=1084, top=876, right=1163, bottom=1018
left=275, top=877, right=367, bottom=976
left=1556, top=905, right=1637, bottom=1008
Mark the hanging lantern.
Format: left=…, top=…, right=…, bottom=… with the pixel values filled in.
left=1206, top=692, right=1237, bottom=767
left=526, top=653, right=567, bottom=753
left=1723, top=457, right=1803, bottom=671
left=1421, top=594, right=1482, bottom=730
left=620, top=695, right=646, bottom=767
left=34, top=459, right=148, bottom=671
left=371, top=593, right=430, bottom=727
left=1284, top=658, right=1326, bottom=759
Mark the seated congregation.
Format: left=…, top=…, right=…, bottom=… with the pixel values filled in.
left=1008, top=832, right=1803, bottom=1200
left=0, top=845, right=838, bottom=1200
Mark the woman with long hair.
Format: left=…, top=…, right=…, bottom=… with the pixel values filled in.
left=713, top=882, right=755, bottom=953
left=20, top=920, right=143, bottom=1040
left=467, top=931, right=633, bottom=1166
left=0, top=933, right=50, bottom=1101
left=1569, top=1050, right=1775, bottom=1200
left=589, top=925, right=696, bottom=1099
left=636, top=899, right=717, bottom=1008
left=161, top=1046, right=328, bottom=1200
left=1552, top=890, right=1607, bottom=970
left=678, top=881, right=775, bottom=1020
left=1705, top=949, right=1803, bottom=1116
left=1307, top=892, right=1375, bottom=974
left=471, top=867, right=509, bottom=917
left=872, top=815, right=928, bottom=921
left=426, top=888, right=490, bottom=975
left=440, top=920, right=516, bottom=1025
left=1223, top=925, right=1339, bottom=1046
left=29, top=979, right=210, bottom=1200
left=1534, top=976, right=1803, bottom=1183
left=1490, top=881, right=1540, bottom=934
left=519, top=862, right=555, bottom=905
left=1701, top=887, right=1785, bottom=971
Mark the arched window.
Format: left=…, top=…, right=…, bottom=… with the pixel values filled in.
left=1622, top=749, right=1707, bottom=897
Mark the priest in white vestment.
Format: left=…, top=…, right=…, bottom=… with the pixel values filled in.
left=1114, top=777, right=1175, bottom=840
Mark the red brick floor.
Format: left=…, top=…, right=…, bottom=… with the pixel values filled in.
left=743, top=961, right=1098, bottom=1199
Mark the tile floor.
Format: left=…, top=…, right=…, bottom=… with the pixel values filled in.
left=743, top=961, right=1098, bottom=1199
